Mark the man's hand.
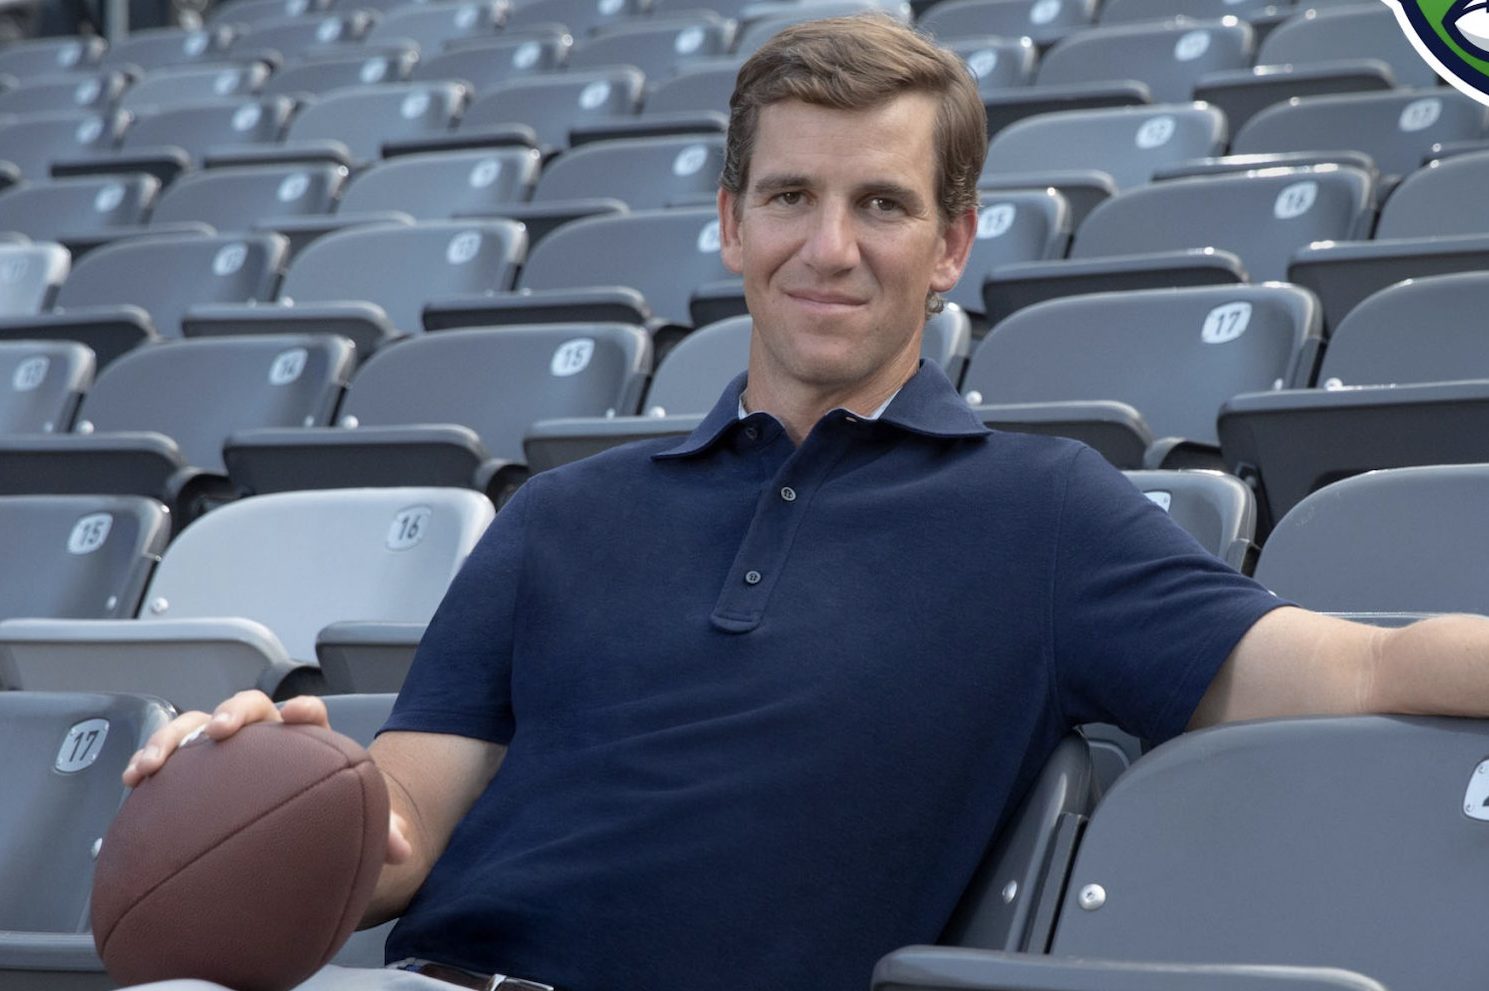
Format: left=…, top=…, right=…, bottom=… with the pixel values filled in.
left=123, top=690, right=412, bottom=867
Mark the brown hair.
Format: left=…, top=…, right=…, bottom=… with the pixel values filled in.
left=720, top=12, right=986, bottom=229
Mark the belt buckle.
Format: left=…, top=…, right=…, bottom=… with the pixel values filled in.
left=483, top=978, right=556, bottom=991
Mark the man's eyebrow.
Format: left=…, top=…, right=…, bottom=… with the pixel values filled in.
left=750, top=173, right=812, bottom=196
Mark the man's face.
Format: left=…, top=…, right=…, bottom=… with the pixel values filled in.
left=718, top=94, right=975, bottom=405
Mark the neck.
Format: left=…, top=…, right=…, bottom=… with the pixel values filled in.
left=743, top=368, right=912, bottom=446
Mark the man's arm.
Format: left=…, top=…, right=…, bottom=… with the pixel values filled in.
left=1189, top=606, right=1489, bottom=729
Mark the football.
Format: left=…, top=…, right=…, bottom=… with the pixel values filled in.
left=91, top=722, right=389, bottom=991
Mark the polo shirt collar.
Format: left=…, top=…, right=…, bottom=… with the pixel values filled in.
left=653, top=360, right=989, bottom=461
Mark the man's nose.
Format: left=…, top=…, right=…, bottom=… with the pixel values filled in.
left=800, top=202, right=859, bottom=271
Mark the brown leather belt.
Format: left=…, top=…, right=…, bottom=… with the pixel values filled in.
left=399, top=960, right=556, bottom=991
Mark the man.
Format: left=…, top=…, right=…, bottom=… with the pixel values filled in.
left=124, top=13, right=1489, bottom=991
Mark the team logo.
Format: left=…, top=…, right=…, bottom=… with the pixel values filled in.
left=1384, top=0, right=1489, bottom=104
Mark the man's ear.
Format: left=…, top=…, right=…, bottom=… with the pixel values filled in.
left=718, top=188, right=744, bottom=275
left=930, top=206, right=979, bottom=295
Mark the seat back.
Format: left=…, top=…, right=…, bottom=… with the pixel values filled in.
left=282, top=81, right=467, bottom=165
left=947, top=36, right=1038, bottom=93
left=136, top=486, right=495, bottom=661
left=337, top=148, right=540, bottom=219
left=1035, top=18, right=1253, bottom=102
left=0, top=35, right=106, bottom=78
left=259, top=46, right=420, bottom=98
left=1047, top=714, right=1489, bottom=991
left=532, top=135, right=725, bottom=210
left=0, top=495, right=171, bottom=621
left=120, top=95, right=295, bottom=164
left=918, top=0, right=1098, bottom=47
left=0, top=690, right=175, bottom=932
left=502, top=0, right=647, bottom=38
left=643, top=61, right=739, bottom=116
left=55, top=230, right=289, bottom=339
left=1257, top=2, right=1439, bottom=88
left=120, top=61, right=272, bottom=111
left=1070, top=166, right=1374, bottom=282
left=363, top=0, right=506, bottom=51
left=340, top=323, right=652, bottom=460
left=1315, top=271, right=1489, bottom=388
left=0, top=69, right=131, bottom=116
left=953, top=189, right=1070, bottom=314
left=148, top=162, right=348, bottom=232
left=1124, top=469, right=1257, bottom=572
left=517, top=206, right=733, bottom=327
left=1373, top=148, right=1489, bottom=239
left=0, top=174, right=158, bottom=242
left=0, top=340, right=92, bottom=435
left=413, top=30, right=572, bottom=93
left=983, top=103, right=1228, bottom=191
left=0, top=240, right=70, bottom=316
left=98, top=25, right=236, bottom=71
left=565, top=15, right=735, bottom=77
left=0, top=109, right=127, bottom=179
left=963, top=284, right=1319, bottom=444
left=461, top=68, right=645, bottom=151
left=1253, top=464, right=1489, bottom=613
left=1233, top=90, right=1489, bottom=183
left=76, top=332, right=353, bottom=470
left=276, top=219, right=526, bottom=335
left=227, top=11, right=372, bottom=62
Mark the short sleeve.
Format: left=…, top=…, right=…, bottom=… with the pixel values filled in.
left=380, top=482, right=533, bottom=745
left=1049, top=446, right=1287, bottom=743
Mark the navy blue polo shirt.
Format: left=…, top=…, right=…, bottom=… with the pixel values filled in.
left=381, top=362, right=1283, bottom=991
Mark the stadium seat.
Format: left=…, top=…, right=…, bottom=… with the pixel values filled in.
left=982, top=164, right=1373, bottom=325
left=0, top=229, right=288, bottom=367
left=446, top=67, right=647, bottom=155
left=1288, top=149, right=1489, bottom=332
left=873, top=947, right=1388, bottom=990
left=565, top=13, right=735, bottom=78
left=1124, top=468, right=1258, bottom=573
left=1096, top=0, right=1282, bottom=25
left=0, top=339, right=92, bottom=437
left=0, top=109, right=129, bottom=180
left=1219, top=272, right=1489, bottom=531
left=119, top=60, right=273, bottom=111
left=918, top=0, right=1098, bottom=49
left=979, top=102, right=1226, bottom=227
left=0, top=173, right=160, bottom=252
left=0, top=494, right=171, bottom=621
left=72, top=94, right=298, bottom=181
left=1196, top=2, right=1438, bottom=131
left=0, top=240, right=70, bottom=317
left=1035, top=713, right=1489, bottom=991
left=222, top=321, right=651, bottom=499
left=184, top=219, right=526, bottom=356
left=0, top=67, right=131, bottom=116
left=362, top=0, right=507, bottom=52
left=224, top=10, right=374, bottom=63
left=208, top=0, right=333, bottom=28
left=952, top=189, right=1071, bottom=319
left=0, top=486, right=496, bottom=710
left=502, top=0, right=651, bottom=37
left=412, top=29, right=573, bottom=93
left=945, top=36, right=1038, bottom=95
left=0, top=35, right=106, bottom=78
left=315, top=620, right=425, bottom=694
left=527, top=134, right=724, bottom=210
left=257, top=45, right=420, bottom=99
left=0, top=690, right=175, bottom=989
left=146, top=161, right=349, bottom=235
left=326, top=145, right=540, bottom=223
left=0, top=332, right=353, bottom=524
left=963, top=283, right=1320, bottom=468
left=98, top=25, right=237, bottom=72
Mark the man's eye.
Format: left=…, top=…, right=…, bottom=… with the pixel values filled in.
left=868, top=197, right=902, bottom=213
left=773, top=190, right=802, bottom=205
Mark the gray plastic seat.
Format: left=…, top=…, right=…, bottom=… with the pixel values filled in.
left=565, top=14, right=735, bottom=78
left=363, top=0, right=507, bottom=51
left=0, top=339, right=91, bottom=435
left=0, top=333, right=354, bottom=522
left=184, top=219, right=527, bottom=355
left=953, top=189, right=1071, bottom=317
left=0, top=690, right=174, bottom=964
left=984, top=164, right=1374, bottom=325
left=0, top=68, right=131, bottom=116
left=0, top=109, right=129, bottom=180
left=1219, top=272, right=1489, bottom=532
left=0, top=486, right=496, bottom=710
left=109, top=94, right=297, bottom=170
left=502, top=0, right=648, bottom=37
left=642, top=60, right=737, bottom=118
left=530, top=134, right=724, bottom=210
left=1041, top=713, right=1489, bottom=991
left=0, top=495, right=171, bottom=621
left=874, top=947, right=1389, bottom=991
left=1035, top=18, right=1253, bottom=102
left=1253, top=464, right=1489, bottom=612
left=412, top=30, right=573, bottom=94
left=457, top=67, right=645, bottom=153
left=1233, top=88, right=1489, bottom=186
left=0, top=34, right=106, bottom=78
left=223, top=322, right=652, bottom=498
left=964, top=283, right=1319, bottom=468
left=0, top=240, right=70, bottom=317
left=119, top=61, right=273, bottom=111
left=917, top=0, right=1099, bottom=47
left=208, top=0, right=333, bottom=27
left=1124, top=468, right=1257, bottom=573
left=257, top=45, right=420, bottom=98
left=946, top=36, right=1038, bottom=95
left=0, top=229, right=288, bottom=367
left=99, top=25, right=238, bottom=72
left=335, top=146, right=540, bottom=219
left=148, top=161, right=350, bottom=233
left=0, top=173, right=159, bottom=249
left=1375, top=149, right=1489, bottom=239
left=980, top=102, right=1228, bottom=227
left=269, top=80, right=468, bottom=166
left=225, top=10, right=374, bottom=62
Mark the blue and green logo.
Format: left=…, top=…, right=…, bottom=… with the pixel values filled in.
left=1385, top=0, right=1489, bottom=103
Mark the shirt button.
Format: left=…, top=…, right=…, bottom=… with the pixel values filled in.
left=744, top=426, right=760, bottom=440
left=744, top=570, right=762, bottom=585
left=780, top=486, right=796, bottom=502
